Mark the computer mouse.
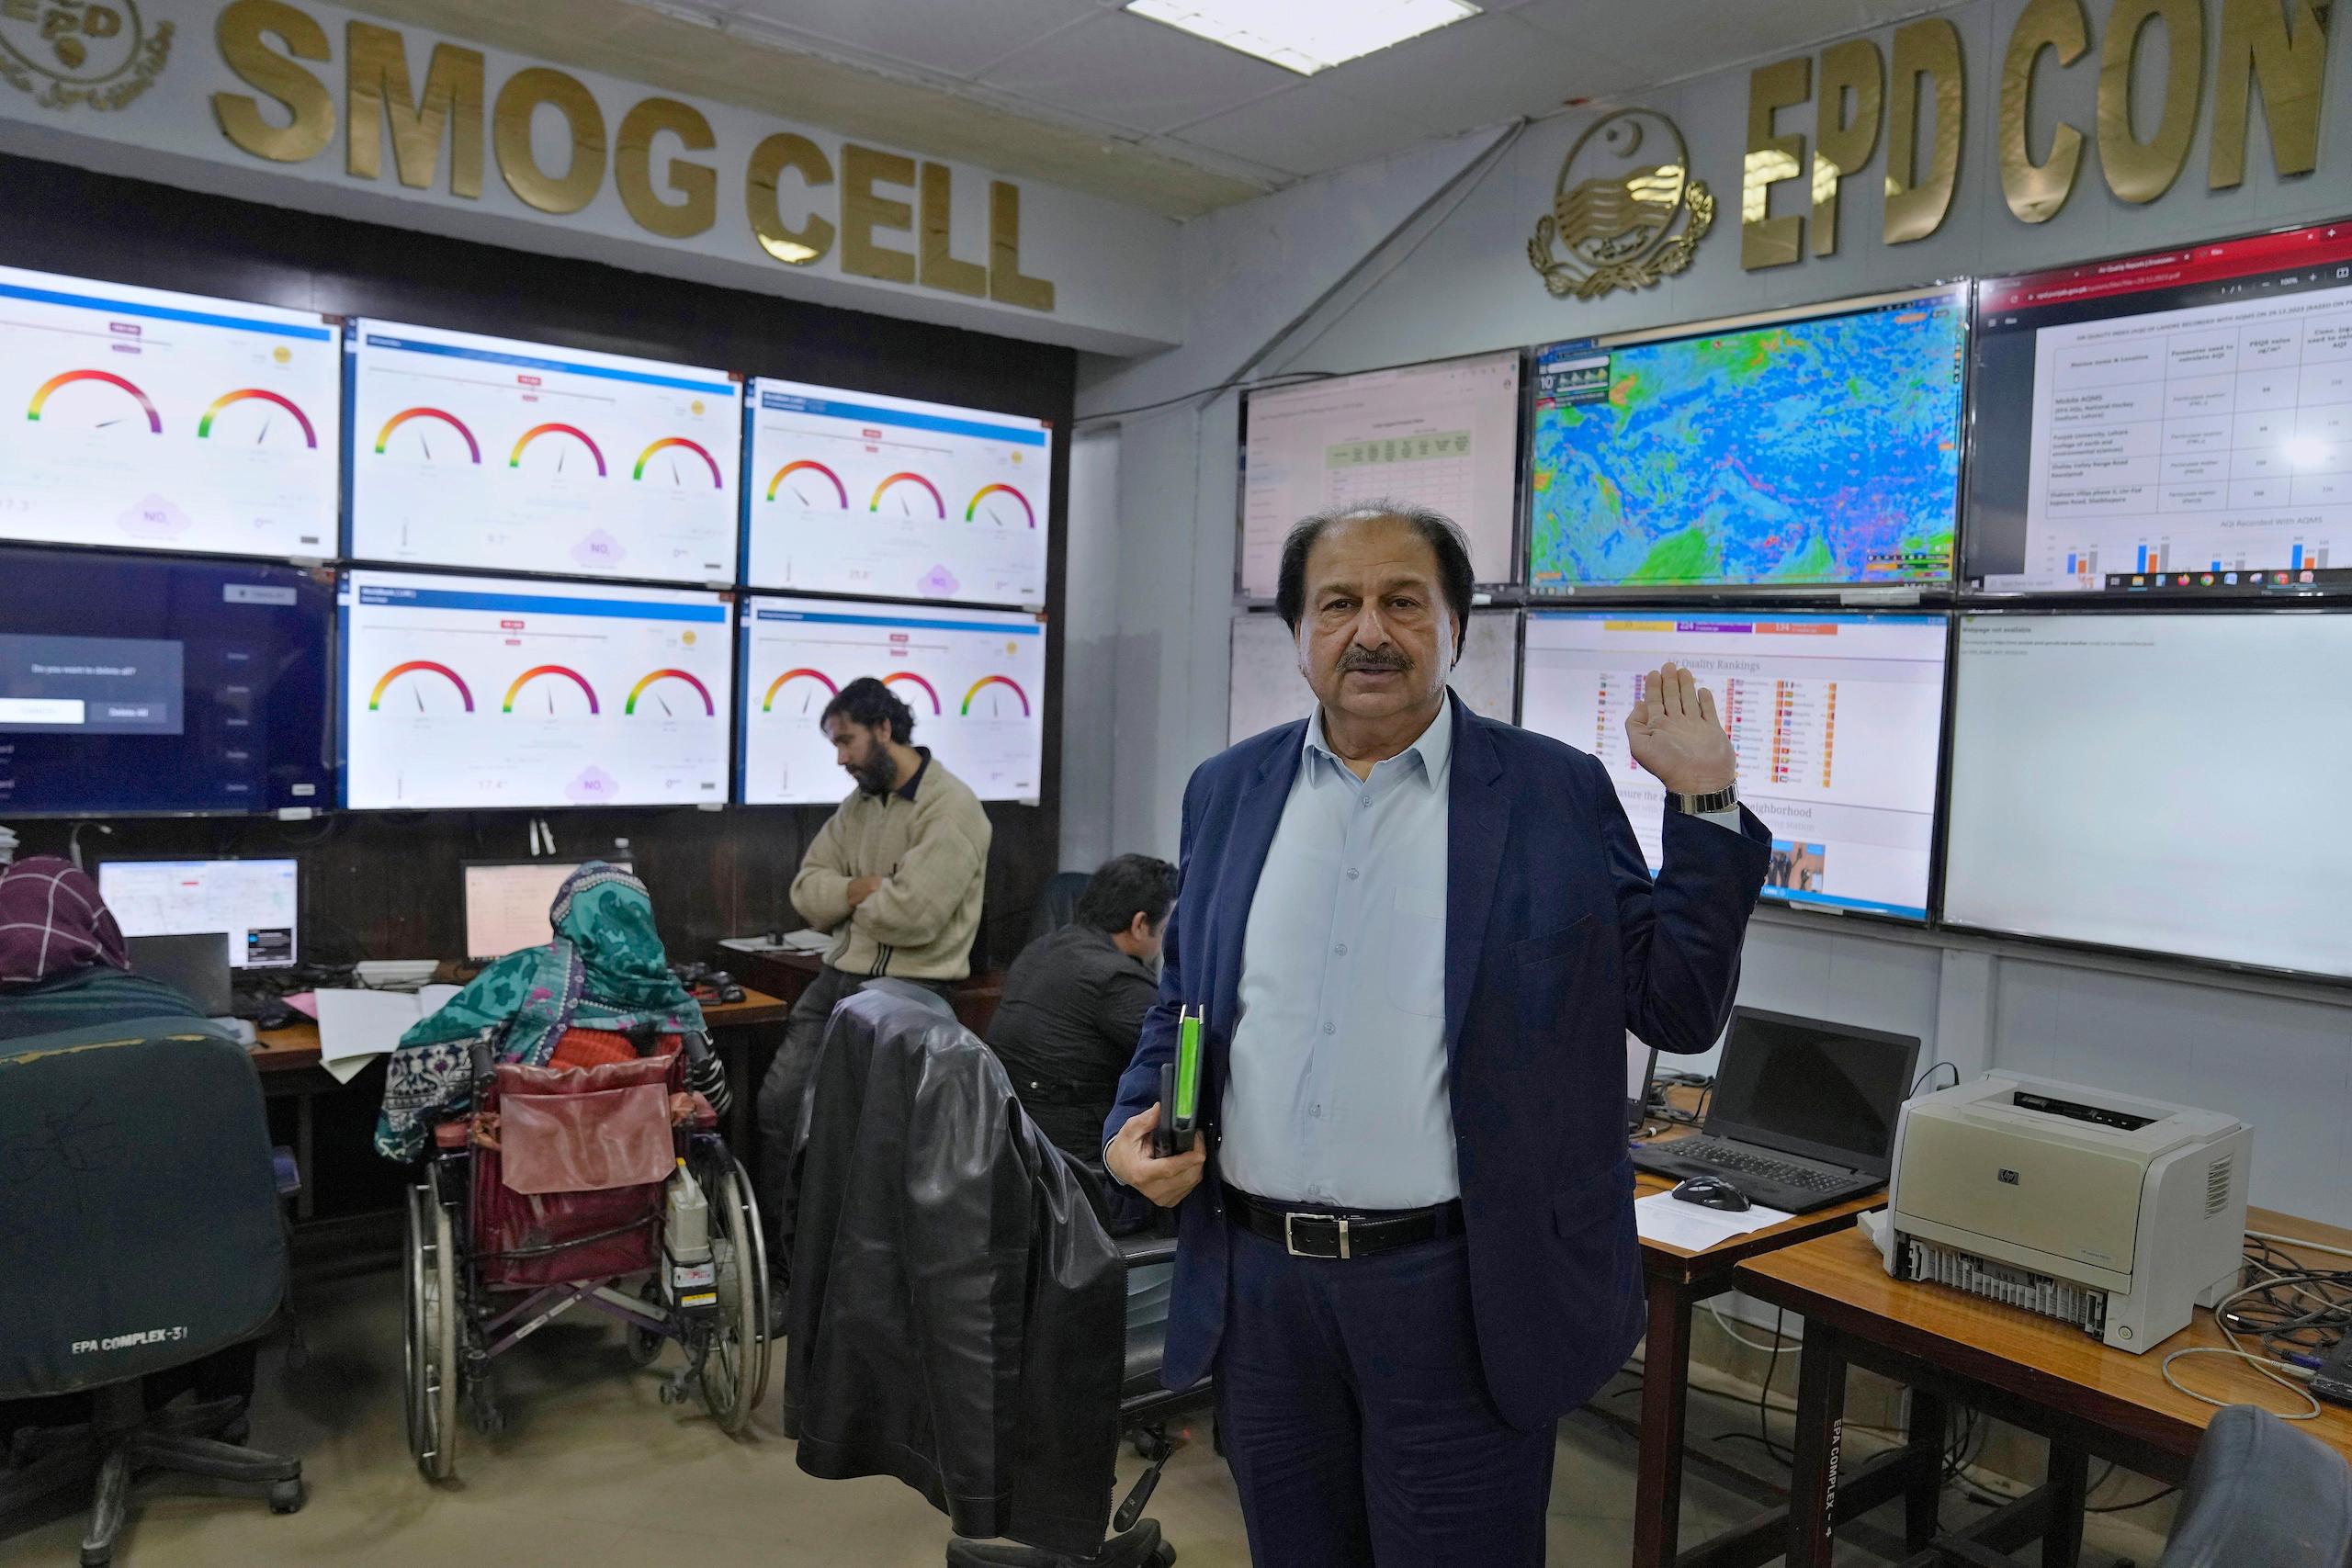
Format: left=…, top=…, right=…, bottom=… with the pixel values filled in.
left=1671, top=1176, right=1751, bottom=1213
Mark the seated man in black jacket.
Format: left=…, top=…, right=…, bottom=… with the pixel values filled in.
left=988, top=855, right=1174, bottom=1179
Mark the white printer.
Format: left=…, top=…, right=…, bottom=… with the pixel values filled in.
left=1871, top=1071, right=2249, bottom=1353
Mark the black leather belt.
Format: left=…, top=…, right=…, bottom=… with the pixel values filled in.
left=1224, top=1183, right=1463, bottom=1260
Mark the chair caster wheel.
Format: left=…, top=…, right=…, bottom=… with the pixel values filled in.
left=268, top=1478, right=306, bottom=1515
left=80, top=1545, right=113, bottom=1567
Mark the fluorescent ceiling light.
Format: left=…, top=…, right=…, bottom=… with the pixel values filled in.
left=1125, top=0, right=1479, bottom=76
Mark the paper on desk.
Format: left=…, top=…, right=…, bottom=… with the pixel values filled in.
left=312, top=985, right=460, bottom=1083
left=1634, top=1191, right=1796, bottom=1252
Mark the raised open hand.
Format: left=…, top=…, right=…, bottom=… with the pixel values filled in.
left=1624, top=661, right=1736, bottom=795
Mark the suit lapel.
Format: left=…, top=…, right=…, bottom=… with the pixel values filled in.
left=1209, top=725, right=1303, bottom=1037
left=1444, top=703, right=1510, bottom=1062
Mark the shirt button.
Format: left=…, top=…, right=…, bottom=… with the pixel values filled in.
left=1346, top=867, right=1360, bottom=880
left=1334, top=943, right=1348, bottom=956
left=1322, top=1022, right=1335, bottom=1035
left=1310, top=1104, right=1323, bottom=1118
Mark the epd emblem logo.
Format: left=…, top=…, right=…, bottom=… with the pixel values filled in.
left=1528, top=108, right=1713, bottom=301
left=0, top=0, right=174, bottom=111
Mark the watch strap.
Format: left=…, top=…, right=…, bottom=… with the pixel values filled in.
left=1669, top=784, right=1739, bottom=816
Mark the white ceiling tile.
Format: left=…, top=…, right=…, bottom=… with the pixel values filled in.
left=721, top=0, right=1107, bottom=80
left=1171, top=85, right=1426, bottom=179
left=978, top=9, right=1302, bottom=136
left=1316, top=14, right=1628, bottom=134
left=1516, top=0, right=1875, bottom=72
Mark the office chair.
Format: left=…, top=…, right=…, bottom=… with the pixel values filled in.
left=0, top=1020, right=302, bottom=1566
left=2154, top=1404, right=2352, bottom=1568
left=1023, top=872, right=1093, bottom=949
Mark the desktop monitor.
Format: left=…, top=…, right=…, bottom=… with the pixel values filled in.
left=1708, top=1008, right=1920, bottom=1176
left=1941, top=610, right=2352, bottom=980
left=1520, top=610, right=1948, bottom=921
left=100, top=857, right=299, bottom=969
left=463, top=858, right=633, bottom=960
left=1526, top=285, right=1967, bottom=591
left=1965, top=217, right=2352, bottom=595
left=1238, top=350, right=1524, bottom=597
left=0, top=547, right=333, bottom=816
left=1226, top=606, right=1520, bottom=746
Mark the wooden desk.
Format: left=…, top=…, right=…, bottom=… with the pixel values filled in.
left=1734, top=1209, right=2352, bottom=1567
left=719, top=946, right=1007, bottom=1038
left=1626, top=1100, right=1888, bottom=1568
left=250, top=989, right=789, bottom=1217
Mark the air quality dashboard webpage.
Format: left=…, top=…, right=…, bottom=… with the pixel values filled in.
left=0, top=264, right=341, bottom=561
left=743, top=379, right=1050, bottom=605
left=345, top=321, right=742, bottom=585
left=341, top=571, right=732, bottom=811
left=1521, top=612, right=1948, bottom=920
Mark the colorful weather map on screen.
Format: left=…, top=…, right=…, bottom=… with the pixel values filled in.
left=1527, top=290, right=1965, bottom=588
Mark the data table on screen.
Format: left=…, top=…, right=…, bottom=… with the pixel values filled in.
left=1969, top=220, right=2352, bottom=593
left=1527, top=288, right=1966, bottom=590
left=1227, top=608, right=1519, bottom=746
left=1521, top=612, right=1947, bottom=920
left=0, top=265, right=341, bottom=561
left=345, top=321, right=741, bottom=584
left=738, top=596, right=1046, bottom=804
left=1238, top=352, right=1522, bottom=595
left=742, top=380, right=1050, bottom=605
left=341, top=570, right=732, bottom=811
left=1942, top=612, right=2352, bottom=978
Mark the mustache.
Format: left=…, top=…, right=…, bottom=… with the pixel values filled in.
left=1339, top=648, right=1411, bottom=672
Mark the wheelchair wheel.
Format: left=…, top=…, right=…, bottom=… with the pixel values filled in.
left=696, top=1155, right=770, bottom=1433
left=402, top=1181, right=459, bottom=1481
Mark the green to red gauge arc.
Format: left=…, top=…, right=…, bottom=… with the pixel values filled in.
left=633, top=437, right=723, bottom=487
left=761, top=667, right=837, bottom=712
left=502, top=664, right=600, bottom=713
left=510, top=423, right=605, bottom=475
left=368, top=660, right=473, bottom=711
left=870, top=471, right=944, bottom=516
left=27, top=369, right=162, bottom=432
left=765, top=459, right=846, bottom=505
left=960, top=675, right=1030, bottom=716
left=375, top=407, right=481, bottom=462
left=881, top=670, right=943, bottom=713
left=625, top=668, right=715, bottom=715
left=198, top=389, right=319, bottom=446
left=965, top=483, right=1035, bottom=528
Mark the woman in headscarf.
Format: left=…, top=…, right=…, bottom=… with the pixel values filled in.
left=0, top=856, right=209, bottom=1040
left=374, top=862, right=729, bottom=1161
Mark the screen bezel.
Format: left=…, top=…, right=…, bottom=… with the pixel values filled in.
left=1935, top=603, right=2352, bottom=987
left=1521, top=281, right=1973, bottom=599
left=95, top=852, right=301, bottom=969
left=1960, top=214, right=2352, bottom=603
left=1233, top=346, right=1532, bottom=604
left=1702, top=1004, right=1922, bottom=1174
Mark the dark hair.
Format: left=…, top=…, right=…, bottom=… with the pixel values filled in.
left=1075, top=853, right=1178, bottom=935
left=820, top=676, right=917, bottom=743
left=1274, top=500, right=1474, bottom=647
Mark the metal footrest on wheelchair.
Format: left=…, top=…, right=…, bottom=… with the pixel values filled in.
left=944, top=1519, right=1171, bottom=1568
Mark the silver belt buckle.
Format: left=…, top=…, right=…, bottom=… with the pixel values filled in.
left=1283, top=1212, right=1351, bottom=1259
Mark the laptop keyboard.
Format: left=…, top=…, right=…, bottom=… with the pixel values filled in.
left=1676, top=1137, right=1848, bottom=1192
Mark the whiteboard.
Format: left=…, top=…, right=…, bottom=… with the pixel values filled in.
left=1227, top=608, right=1519, bottom=747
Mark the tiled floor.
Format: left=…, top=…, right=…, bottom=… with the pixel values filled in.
left=4, top=1267, right=2170, bottom=1566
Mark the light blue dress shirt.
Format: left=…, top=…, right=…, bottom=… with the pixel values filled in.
left=1218, top=694, right=1747, bottom=1212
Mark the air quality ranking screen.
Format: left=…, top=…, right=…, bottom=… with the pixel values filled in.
left=342, top=570, right=732, bottom=810
left=345, top=321, right=741, bottom=584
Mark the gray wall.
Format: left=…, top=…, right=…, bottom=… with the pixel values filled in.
left=1064, top=0, right=2352, bottom=1224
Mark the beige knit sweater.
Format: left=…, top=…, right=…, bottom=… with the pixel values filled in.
left=788, top=752, right=991, bottom=982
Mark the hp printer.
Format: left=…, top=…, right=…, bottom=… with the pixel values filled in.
left=1870, top=1072, right=2249, bottom=1352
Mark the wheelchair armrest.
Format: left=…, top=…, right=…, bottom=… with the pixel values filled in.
left=431, top=1120, right=470, bottom=1151
left=673, top=1091, right=718, bottom=1131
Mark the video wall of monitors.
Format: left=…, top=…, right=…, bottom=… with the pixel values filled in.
left=737, top=596, right=1046, bottom=806
left=1527, top=286, right=1968, bottom=591
left=0, top=265, right=342, bottom=561
left=743, top=378, right=1052, bottom=605
left=1238, top=350, right=1523, bottom=595
left=1521, top=611, right=1948, bottom=922
left=1966, top=220, right=2352, bottom=596
left=340, top=570, right=733, bottom=811
left=1227, top=607, right=1521, bottom=746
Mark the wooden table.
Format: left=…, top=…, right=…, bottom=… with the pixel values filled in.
left=1734, top=1208, right=2352, bottom=1567
left=718, top=945, right=1007, bottom=1037
left=251, top=988, right=788, bottom=1217
left=1626, top=1100, right=1889, bottom=1568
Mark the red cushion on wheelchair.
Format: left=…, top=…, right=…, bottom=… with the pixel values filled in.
left=548, top=1028, right=640, bottom=1070
left=498, top=1083, right=673, bottom=1195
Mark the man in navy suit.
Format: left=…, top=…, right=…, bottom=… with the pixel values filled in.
left=1104, top=502, right=1769, bottom=1565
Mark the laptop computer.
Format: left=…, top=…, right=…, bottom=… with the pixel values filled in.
left=1630, top=1006, right=1919, bottom=1214
left=126, top=932, right=235, bottom=1020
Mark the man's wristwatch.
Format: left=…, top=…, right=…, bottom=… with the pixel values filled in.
left=1668, top=784, right=1739, bottom=816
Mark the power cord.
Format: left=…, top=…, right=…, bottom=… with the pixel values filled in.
left=1909, top=1060, right=1961, bottom=1096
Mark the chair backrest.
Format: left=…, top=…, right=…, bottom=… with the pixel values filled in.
left=2157, top=1404, right=2352, bottom=1568
left=0, top=1019, right=285, bottom=1399
left=1023, top=872, right=1093, bottom=949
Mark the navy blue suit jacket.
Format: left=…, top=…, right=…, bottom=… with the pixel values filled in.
left=1107, top=699, right=1770, bottom=1431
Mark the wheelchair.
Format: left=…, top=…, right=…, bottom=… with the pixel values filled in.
left=402, top=1030, right=771, bottom=1481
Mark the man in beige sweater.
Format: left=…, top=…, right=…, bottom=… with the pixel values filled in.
left=758, top=675, right=991, bottom=1312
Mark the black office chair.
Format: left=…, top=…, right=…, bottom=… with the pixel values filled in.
left=1023, top=872, right=1093, bottom=949
left=2154, top=1404, right=2352, bottom=1568
left=0, top=1019, right=303, bottom=1566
